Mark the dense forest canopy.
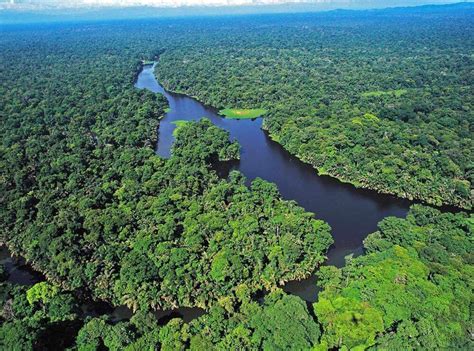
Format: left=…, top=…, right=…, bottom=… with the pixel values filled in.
left=69, top=206, right=472, bottom=350
left=0, top=25, right=332, bottom=311
left=315, top=205, right=473, bottom=349
left=0, top=4, right=473, bottom=350
left=156, top=5, right=474, bottom=209
left=1, top=16, right=334, bottom=349
left=3, top=204, right=469, bottom=349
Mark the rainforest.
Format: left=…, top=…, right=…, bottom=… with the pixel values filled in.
left=0, top=3, right=473, bottom=350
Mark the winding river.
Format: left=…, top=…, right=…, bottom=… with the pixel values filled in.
left=135, top=63, right=413, bottom=302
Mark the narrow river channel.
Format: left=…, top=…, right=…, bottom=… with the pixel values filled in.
left=135, top=63, right=413, bottom=302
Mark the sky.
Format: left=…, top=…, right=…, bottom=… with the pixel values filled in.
left=2, top=0, right=463, bottom=8
left=4, top=0, right=315, bottom=6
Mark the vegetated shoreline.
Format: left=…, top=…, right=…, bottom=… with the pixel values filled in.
left=154, top=63, right=471, bottom=211
left=263, top=128, right=472, bottom=211
left=0, top=244, right=206, bottom=326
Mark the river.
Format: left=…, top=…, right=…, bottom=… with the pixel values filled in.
left=0, top=246, right=44, bottom=285
left=135, top=63, right=413, bottom=302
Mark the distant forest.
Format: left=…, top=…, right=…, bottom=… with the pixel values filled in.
left=1, top=3, right=473, bottom=350
left=157, top=4, right=473, bottom=209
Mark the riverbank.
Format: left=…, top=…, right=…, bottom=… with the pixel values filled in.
left=263, top=127, right=471, bottom=211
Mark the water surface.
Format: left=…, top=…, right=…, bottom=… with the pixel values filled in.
left=0, top=245, right=43, bottom=285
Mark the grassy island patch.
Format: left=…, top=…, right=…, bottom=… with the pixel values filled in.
left=219, top=108, right=267, bottom=119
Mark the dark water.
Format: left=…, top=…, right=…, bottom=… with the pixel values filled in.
left=80, top=300, right=205, bottom=324
left=0, top=246, right=44, bottom=285
left=153, top=307, right=206, bottom=324
left=135, top=64, right=412, bottom=302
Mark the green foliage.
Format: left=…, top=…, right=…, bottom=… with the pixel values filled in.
left=315, top=294, right=383, bottom=349
left=0, top=25, right=331, bottom=316
left=157, top=8, right=473, bottom=209
left=0, top=280, right=80, bottom=349
left=171, top=120, right=190, bottom=136
left=361, top=89, right=407, bottom=98
left=26, top=282, right=59, bottom=305
left=1, top=6, right=472, bottom=350
left=315, top=205, right=473, bottom=350
left=75, top=318, right=138, bottom=351
left=249, top=290, right=321, bottom=350
left=219, top=108, right=267, bottom=119
left=0, top=319, right=41, bottom=351
left=72, top=288, right=322, bottom=350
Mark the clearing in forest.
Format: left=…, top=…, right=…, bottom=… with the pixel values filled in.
left=219, top=108, right=267, bottom=119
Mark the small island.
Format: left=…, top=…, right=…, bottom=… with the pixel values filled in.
left=219, top=108, right=267, bottom=119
